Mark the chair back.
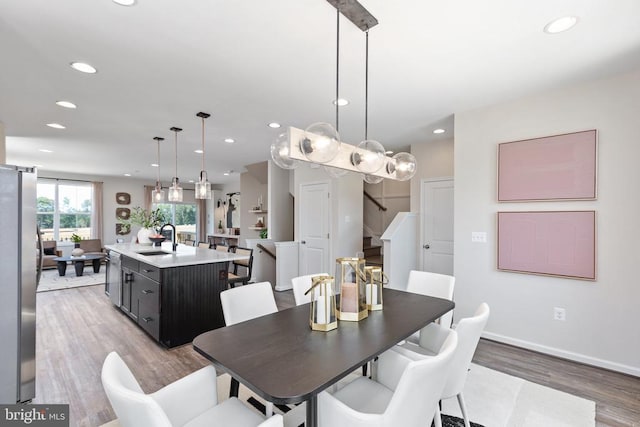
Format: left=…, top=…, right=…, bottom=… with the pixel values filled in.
left=101, top=352, right=172, bottom=427
left=220, top=281, right=278, bottom=326
left=406, top=270, right=455, bottom=327
left=197, top=242, right=211, bottom=249
left=381, top=329, right=458, bottom=426
left=184, top=239, right=196, bottom=246
left=291, top=273, right=328, bottom=306
left=215, top=245, right=229, bottom=252
left=230, top=247, right=254, bottom=279
left=440, top=303, right=490, bottom=398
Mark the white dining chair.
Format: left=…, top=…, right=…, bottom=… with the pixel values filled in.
left=318, top=329, right=458, bottom=427
left=101, top=351, right=283, bottom=427
left=291, top=273, right=329, bottom=306
left=220, top=281, right=278, bottom=415
left=392, top=303, right=490, bottom=427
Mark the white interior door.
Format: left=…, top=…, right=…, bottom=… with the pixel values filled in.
left=299, top=182, right=330, bottom=276
left=421, top=178, right=454, bottom=275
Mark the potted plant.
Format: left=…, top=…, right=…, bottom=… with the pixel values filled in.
left=118, top=207, right=167, bottom=245
left=70, top=233, right=82, bottom=248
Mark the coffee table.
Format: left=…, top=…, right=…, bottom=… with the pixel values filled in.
left=52, top=254, right=105, bottom=277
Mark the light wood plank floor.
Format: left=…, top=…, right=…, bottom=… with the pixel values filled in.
left=35, top=285, right=638, bottom=426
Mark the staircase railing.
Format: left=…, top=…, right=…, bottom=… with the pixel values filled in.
left=363, top=190, right=387, bottom=211
left=256, top=243, right=276, bottom=260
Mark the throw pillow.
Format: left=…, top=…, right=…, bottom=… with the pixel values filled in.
left=43, top=247, right=55, bottom=255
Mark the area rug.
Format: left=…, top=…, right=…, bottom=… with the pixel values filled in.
left=37, top=268, right=105, bottom=292
left=217, top=363, right=595, bottom=427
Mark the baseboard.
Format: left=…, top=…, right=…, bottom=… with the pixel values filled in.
left=482, top=331, right=640, bottom=378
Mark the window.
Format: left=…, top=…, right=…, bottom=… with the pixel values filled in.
left=154, top=203, right=197, bottom=243
left=37, top=179, right=93, bottom=241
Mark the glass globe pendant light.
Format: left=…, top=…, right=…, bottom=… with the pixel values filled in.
left=270, top=132, right=300, bottom=170
left=167, top=126, right=183, bottom=202
left=151, top=137, right=165, bottom=202
left=195, top=112, right=212, bottom=199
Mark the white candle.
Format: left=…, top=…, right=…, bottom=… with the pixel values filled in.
left=366, top=283, right=378, bottom=305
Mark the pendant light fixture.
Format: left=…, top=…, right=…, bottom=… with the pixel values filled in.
left=167, top=126, right=183, bottom=202
left=272, top=0, right=417, bottom=182
left=195, top=112, right=212, bottom=199
left=152, top=137, right=165, bottom=202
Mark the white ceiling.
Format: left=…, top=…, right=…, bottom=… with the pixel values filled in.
left=2, top=0, right=640, bottom=185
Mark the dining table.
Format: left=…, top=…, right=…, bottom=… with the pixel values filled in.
left=193, top=287, right=454, bottom=427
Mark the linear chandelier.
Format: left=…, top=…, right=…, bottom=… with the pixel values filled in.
left=270, top=0, right=417, bottom=182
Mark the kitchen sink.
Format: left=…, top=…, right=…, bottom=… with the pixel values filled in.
left=137, top=251, right=171, bottom=256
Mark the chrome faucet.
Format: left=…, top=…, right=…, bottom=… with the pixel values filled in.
left=160, top=223, right=178, bottom=252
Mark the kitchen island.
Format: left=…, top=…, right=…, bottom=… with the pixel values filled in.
left=105, top=242, right=248, bottom=348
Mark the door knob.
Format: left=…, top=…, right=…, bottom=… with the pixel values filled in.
left=423, top=244, right=430, bottom=249
left=301, top=241, right=306, bottom=244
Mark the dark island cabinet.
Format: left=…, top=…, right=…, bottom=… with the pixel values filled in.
left=118, top=255, right=228, bottom=347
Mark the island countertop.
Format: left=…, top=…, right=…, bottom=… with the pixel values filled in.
left=104, top=242, right=248, bottom=268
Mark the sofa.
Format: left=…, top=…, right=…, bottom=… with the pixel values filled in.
left=39, top=240, right=62, bottom=270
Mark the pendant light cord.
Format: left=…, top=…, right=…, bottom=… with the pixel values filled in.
left=174, top=130, right=178, bottom=178
left=365, top=30, right=369, bottom=140
left=156, top=140, right=161, bottom=184
left=201, top=117, right=205, bottom=171
left=335, top=7, right=340, bottom=133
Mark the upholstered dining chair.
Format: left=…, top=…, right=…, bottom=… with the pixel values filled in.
left=101, top=351, right=283, bottom=427
left=220, top=281, right=278, bottom=415
left=317, top=329, right=458, bottom=427
left=215, top=244, right=229, bottom=252
left=197, top=241, right=211, bottom=249
left=227, top=247, right=254, bottom=287
left=184, top=239, right=196, bottom=247
left=406, top=270, right=455, bottom=328
left=291, top=273, right=329, bottom=305
left=392, top=303, right=490, bottom=427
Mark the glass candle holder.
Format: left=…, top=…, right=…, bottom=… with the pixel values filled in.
left=335, top=257, right=368, bottom=321
left=307, top=275, right=337, bottom=332
left=364, top=266, right=385, bottom=311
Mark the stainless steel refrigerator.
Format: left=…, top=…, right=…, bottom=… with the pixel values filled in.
left=0, top=165, right=37, bottom=403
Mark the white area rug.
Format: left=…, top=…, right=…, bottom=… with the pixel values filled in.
left=37, top=268, right=105, bottom=292
left=218, top=363, right=595, bottom=427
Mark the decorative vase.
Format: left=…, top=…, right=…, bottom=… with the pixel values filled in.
left=137, top=228, right=154, bottom=245
left=71, top=248, right=85, bottom=257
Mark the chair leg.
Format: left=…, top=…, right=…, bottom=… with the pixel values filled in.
left=230, top=377, right=239, bottom=398
left=361, top=362, right=368, bottom=377
left=265, top=401, right=273, bottom=416
left=457, top=393, right=471, bottom=427
left=433, top=402, right=443, bottom=427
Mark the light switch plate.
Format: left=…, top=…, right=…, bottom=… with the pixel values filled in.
left=471, top=232, right=487, bottom=243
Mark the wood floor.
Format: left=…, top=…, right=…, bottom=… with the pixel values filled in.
left=35, top=285, right=638, bottom=427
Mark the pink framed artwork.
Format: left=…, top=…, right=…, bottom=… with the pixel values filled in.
left=497, top=130, right=597, bottom=201
left=497, top=211, right=596, bottom=280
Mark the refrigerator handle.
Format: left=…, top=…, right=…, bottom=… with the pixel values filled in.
left=36, top=225, right=43, bottom=287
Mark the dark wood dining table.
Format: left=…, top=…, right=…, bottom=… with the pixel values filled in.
left=193, top=288, right=454, bottom=427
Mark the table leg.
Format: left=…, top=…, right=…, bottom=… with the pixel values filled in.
left=306, top=395, right=317, bottom=427
left=56, top=261, right=67, bottom=276
left=92, top=258, right=101, bottom=273
left=74, top=260, right=85, bottom=276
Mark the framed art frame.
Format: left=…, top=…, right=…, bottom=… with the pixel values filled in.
left=497, top=130, right=597, bottom=201
left=497, top=211, right=596, bottom=280
left=116, top=192, right=131, bottom=205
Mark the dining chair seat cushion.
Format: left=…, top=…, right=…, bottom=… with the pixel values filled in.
left=393, top=340, right=438, bottom=358
left=183, top=398, right=272, bottom=427
left=331, top=377, right=394, bottom=415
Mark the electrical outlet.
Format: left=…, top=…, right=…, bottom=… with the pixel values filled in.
left=553, top=307, right=566, bottom=321
left=471, top=232, right=487, bottom=243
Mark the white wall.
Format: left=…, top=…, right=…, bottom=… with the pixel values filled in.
left=454, top=70, right=640, bottom=376
left=268, top=160, right=294, bottom=241
left=363, top=179, right=410, bottom=242
left=0, top=122, right=5, bottom=164
left=410, top=138, right=454, bottom=212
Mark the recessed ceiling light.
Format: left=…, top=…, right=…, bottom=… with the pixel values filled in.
left=151, top=163, right=159, bottom=167
left=194, top=149, right=203, bottom=154
left=224, top=138, right=235, bottom=143
left=268, top=122, right=281, bottom=129
left=34, top=164, right=44, bottom=168
left=70, top=62, right=97, bottom=74
left=188, top=180, right=195, bottom=183
left=544, top=16, right=578, bottom=34
left=55, top=101, right=77, bottom=109
left=124, top=173, right=131, bottom=177
left=333, top=98, right=349, bottom=106
left=113, top=0, right=136, bottom=5
left=39, top=149, right=53, bottom=153
left=46, top=123, right=65, bottom=129
left=433, top=128, right=445, bottom=134
left=223, top=171, right=230, bottom=176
